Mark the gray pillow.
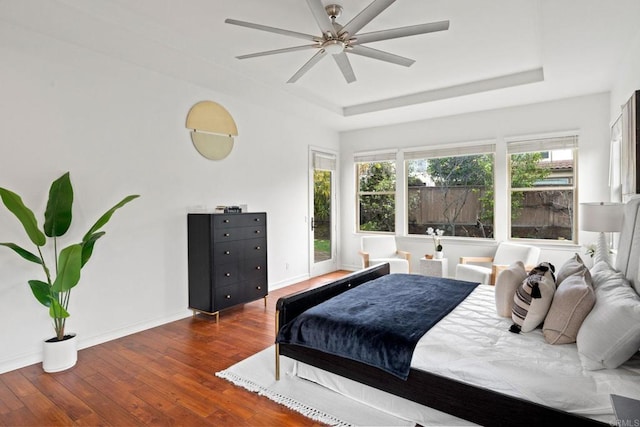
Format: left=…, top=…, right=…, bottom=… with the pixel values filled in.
left=543, top=272, right=595, bottom=344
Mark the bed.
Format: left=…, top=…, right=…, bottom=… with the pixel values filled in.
left=274, top=198, right=640, bottom=426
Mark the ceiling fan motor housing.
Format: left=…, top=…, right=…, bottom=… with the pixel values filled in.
left=325, top=4, right=343, bottom=20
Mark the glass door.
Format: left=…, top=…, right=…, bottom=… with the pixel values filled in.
left=310, top=150, right=337, bottom=276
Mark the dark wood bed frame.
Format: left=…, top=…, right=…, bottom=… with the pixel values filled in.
left=275, top=263, right=606, bottom=427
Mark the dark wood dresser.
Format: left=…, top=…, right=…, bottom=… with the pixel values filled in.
left=187, top=212, right=268, bottom=321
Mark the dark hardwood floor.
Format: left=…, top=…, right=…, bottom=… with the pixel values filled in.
left=0, top=271, right=350, bottom=426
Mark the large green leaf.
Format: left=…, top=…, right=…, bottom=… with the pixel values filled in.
left=28, top=280, right=52, bottom=307
left=82, top=195, right=139, bottom=242
left=80, top=231, right=105, bottom=267
left=44, top=172, right=73, bottom=238
left=0, top=187, right=46, bottom=246
left=52, top=244, right=82, bottom=293
left=0, top=242, right=42, bottom=264
left=49, top=299, right=70, bottom=319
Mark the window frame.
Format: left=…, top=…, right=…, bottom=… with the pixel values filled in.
left=506, top=134, right=579, bottom=243
left=354, top=151, right=398, bottom=234
left=404, top=142, right=496, bottom=239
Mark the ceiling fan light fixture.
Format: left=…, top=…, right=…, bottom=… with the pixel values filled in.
left=322, top=39, right=345, bottom=54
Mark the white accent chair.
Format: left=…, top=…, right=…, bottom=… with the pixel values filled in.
left=359, top=236, right=411, bottom=274
left=455, top=242, right=540, bottom=285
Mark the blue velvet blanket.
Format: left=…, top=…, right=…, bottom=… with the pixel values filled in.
left=276, top=274, right=479, bottom=379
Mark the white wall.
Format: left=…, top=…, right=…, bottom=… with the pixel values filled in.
left=339, top=93, right=611, bottom=275
left=0, top=25, right=338, bottom=372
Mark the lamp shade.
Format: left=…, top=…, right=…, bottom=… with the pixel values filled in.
left=579, top=202, right=624, bottom=232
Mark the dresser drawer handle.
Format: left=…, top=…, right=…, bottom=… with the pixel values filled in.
left=225, top=273, right=231, bottom=277
left=224, top=251, right=231, bottom=255
left=255, top=230, right=261, bottom=234
left=256, top=266, right=261, bottom=270
left=223, top=219, right=230, bottom=223
left=256, top=286, right=262, bottom=290
left=255, top=246, right=261, bottom=250
left=224, top=233, right=230, bottom=237
left=254, top=218, right=260, bottom=222
left=225, top=294, right=231, bottom=299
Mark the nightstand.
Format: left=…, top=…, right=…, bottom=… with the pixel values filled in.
left=419, top=257, right=448, bottom=278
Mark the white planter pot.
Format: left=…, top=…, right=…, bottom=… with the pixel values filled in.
left=42, top=333, right=77, bottom=373
left=434, top=251, right=444, bottom=259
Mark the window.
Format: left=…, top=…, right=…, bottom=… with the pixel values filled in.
left=312, top=152, right=336, bottom=265
left=405, top=144, right=495, bottom=238
left=507, top=135, right=578, bottom=241
left=355, top=152, right=396, bottom=232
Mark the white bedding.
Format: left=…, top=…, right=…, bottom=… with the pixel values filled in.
left=296, top=284, right=640, bottom=425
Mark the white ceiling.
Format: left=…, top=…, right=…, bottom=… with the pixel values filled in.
left=2, top=0, right=639, bottom=131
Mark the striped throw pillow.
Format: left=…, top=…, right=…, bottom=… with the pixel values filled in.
left=510, top=262, right=557, bottom=333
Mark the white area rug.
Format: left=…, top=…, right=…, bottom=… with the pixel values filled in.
left=216, top=346, right=415, bottom=427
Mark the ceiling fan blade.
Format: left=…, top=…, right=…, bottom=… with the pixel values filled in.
left=225, top=18, right=318, bottom=42
left=339, top=0, right=396, bottom=38
left=287, top=49, right=327, bottom=83
left=236, top=45, right=318, bottom=60
left=332, top=52, right=356, bottom=83
left=352, top=21, right=450, bottom=45
left=348, top=45, right=414, bottom=67
left=305, top=0, right=337, bottom=38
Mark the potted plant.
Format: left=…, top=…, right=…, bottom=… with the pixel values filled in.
left=426, top=227, right=444, bottom=259
left=0, top=172, right=138, bottom=372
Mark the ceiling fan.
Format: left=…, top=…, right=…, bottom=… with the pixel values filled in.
left=225, top=0, right=449, bottom=84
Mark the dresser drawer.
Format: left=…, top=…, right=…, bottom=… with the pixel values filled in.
left=211, top=241, right=240, bottom=265
left=213, top=263, right=238, bottom=287
left=239, top=257, right=266, bottom=278
left=213, top=225, right=265, bottom=242
left=244, top=281, right=268, bottom=300
left=212, top=213, right=266, bottom=229
left=241, top=238, right=266, bottom=259
left=214, top=284, right=244, bottom=311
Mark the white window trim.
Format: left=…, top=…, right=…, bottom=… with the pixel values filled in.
left=404, top=140, right=496, bottom=160
left=354, top=149, right=397, bottom=163
left=404, top=141, right=497, bottom=239
left=355, top=152, right=398, bottom=234
left=506, top=132, right=579, bottom=243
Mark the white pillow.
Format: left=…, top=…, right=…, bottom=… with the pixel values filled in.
left=590, top=260, right=619, bottom=289
left=577, top=263, right=640, bottom=370
left=511, top=262, right=556, bottom=333
left=495, top=261, right=527, bottom=317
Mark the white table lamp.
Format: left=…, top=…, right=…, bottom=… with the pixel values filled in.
left=580, top=202, right=624, bottom=263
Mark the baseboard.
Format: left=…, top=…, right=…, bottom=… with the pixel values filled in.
left=340, top=263, right=361, bottom=272
left=0, top=310, right=193, bottom=374
left=269, top=273, right=310, bottom=291
left=0, top=352, right=43, bottom=375
left=77, top=310, right=193, bottom=351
